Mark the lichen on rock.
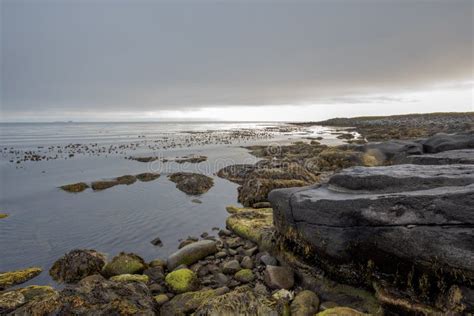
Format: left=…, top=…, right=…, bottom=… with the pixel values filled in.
left=165, top=268, right=199, bottom=294
left=102, top=252, right=146, bottom=277
left=0, top=267, right=42, bottom=290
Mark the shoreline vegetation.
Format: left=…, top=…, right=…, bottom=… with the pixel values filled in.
left=1, top=112, right=473, bottom=315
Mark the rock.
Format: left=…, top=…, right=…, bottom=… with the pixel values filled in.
left=136, top=172, right=160, bottom=182
left=149, top=258, right=166, bottom=269
left=0, top=290, right=25, bottom=313
left=109, top=274, right=149, bottom=283
left=115, top=175, right=137, bottom=185
left=91, top=180, right=117, bottom=191
left=254, top=282, right=269, bottom=296
left=234, top=269, right=255, bottom=283
left=213, top=272, right=229, bottom=286
left=316, top=307, right=368, bottom=315
left=291, top=290, right=320, bottom=316
left=154, top=294, right=169, bottom=306
left=0, top=285, right=57, bottom=314
left=49, top=249, right=106, bottom=283
left=260, top=254, right=278, bottom=266
left=60, top=182, right=89, bottom=193
left=407, top=149, right=474, bottom=165
left=264, top=266, right=294, bottom=290
left=0, top=267, right=42, bottom=290
left=421, top=132, right=474, bottom=153
left=226, top=207, right=273, bottom=245
left=12, top=274, right=157, bottom=315
left=160, top=289, right=220, bottom=315
left=272, top=289, right=294, bottom=301
left=194, top=285, right=280, bottom=315
left=178, top=239, right=196, bottom=249
left=165, top=269, right=199, bottom=293
left=328, top=164, right=474, bottom=193
left=150, top=236, right=163, bottom=246
left=0, top=213, right=8, bottom=219
left=129, top=156, right=160, bottom=163
left=148, top=283, right=166, bottom=294
left=241, top=256, right=254, bottom=269
left=191, top=198, right=202, bottom=204
left=102, top=252, right=146, bottom=277
left=215, top=251, right=227, bottom=259
left=218, top=229, right=232, bottom=237
left=216, top=164, right=257, bottom=184
left=269, top=164, right=474, bottom=310
left=253, top=201, right=272, bottom=208
left=168, top=172, right=214, bottom=195
left=355, top=140, right=423, bottom=163
left=167, top=240, right=218, bottom=270
left=174, top=155, right=208, bottom=164
left=222, top=260, right=241, bottom=274
left=143, top=267, right=164, bottom=282
left=238, top=178, right=308, bottom=207
left=320, top=301, right=339, bottom=311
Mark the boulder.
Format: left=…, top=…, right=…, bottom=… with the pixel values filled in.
left=160, top=289, right=221, bottom=315
left=168, top=172, right=214, bottom=195
left=165, top=269, right=199, bottom=293
left=167, top=240, right=217, bottom=270
left=49, top=249, right=106, bottom=283
left=0, top=267, right=42, bottom=290
left=407, top=149, right=474, bottom=165
left=102, top=252, right=146, bottom=277
left=264, top=266, right=294, bottom=290
left=421, top=132, right=474, bottom=153
left=291, top=290, right=320, bottom=316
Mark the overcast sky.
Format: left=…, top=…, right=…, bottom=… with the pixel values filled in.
left=1, top=0, right=473, bottom=122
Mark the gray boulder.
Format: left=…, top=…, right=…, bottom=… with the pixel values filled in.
left=407, top=149, right=474, bottom=165
left=421, top=132, right=474, bottom=153
left=264, top=266, right=294, bottom=289
left=167, top=240, right=218, bottom=271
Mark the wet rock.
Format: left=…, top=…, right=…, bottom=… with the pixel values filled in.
left=316, top=306, right=368, bottom=315
left=260, top=254, right=278, bottom=266
left=264, top=266, right=294, bottom=290
left=128, top=156, right=160, bottom=163
left=13, top=274, right=157, bottom=315
left=225, top=207, right=273, bottom=245
left=91, top=180, right=118, bottom=191
left=136, top=172, right=160, bottom=182
left=253, top=201, right=272, bottom=208
left=174, top=155, right=207, bottom=164
left=215, top=251, right=227, bottom=259
left=60, top=182, right=89, bottom=193
left=160, top=289, right=221, bottom=315
left=241, top=256, right=254, bottom=269
left=150, top=236, right=163, bottom=246
left=168, top=172, right=214, bottom=195
left=149, top=258, right=166, bottom=269
left=238, top=178, right=308, bottom=207
left=407, top=149, right=474, bottom=165
left=234, top=269, right=255, bottom=283
left=213, top=272, right=229, bottom=286
left=291, top=290, right=320, bottom=316
left=0, top=290, right=25, bottom=313
left=165, top=269, right=199, bottom=293
left=49, top=249, right=106, bottom=283
left=109, top=274, right=149, bottom=283
left=102, top=252, right=146, bottom=277
left=143, top=267, right=164, bottom=282
left=191, top=198, right=202, bottom=204
left=154, top=293, right=169, bottom=306
left=222, top=260, right=241, bottom=274
left=0, top=285, right=57, bottom=314
left=320, top=301, right=339, bottom=311
left=0, top=267, right=42, bottom=290
left=167, top=240, right=218, bottom=270
left=194, top=285, right=280, bottom=315
left=422, top=132, right=474, bottom=153
left=178, top=238, right=196, bottom=249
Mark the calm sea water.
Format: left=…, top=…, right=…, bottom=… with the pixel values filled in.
left=0, top=121, right=345, bottom=287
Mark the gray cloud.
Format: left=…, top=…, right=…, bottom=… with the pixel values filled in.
left=1, top=0, right=472, bottom=118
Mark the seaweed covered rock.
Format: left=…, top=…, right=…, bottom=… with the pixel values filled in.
left=165, top=269, right=199, bottom=293
left=407, top=149, right=474, bottom=165
left=234, top=269, right=255, bottom=283
left=11, top=274, right=157, bottom=315
left=60, top=182, right=89, bottom=193
left=0, top=285, right=58, bottom=314
left=167, top=240, right=217, bottom=270
left=225, top=206, right=273, bottom=245
left=160, top=289, right=221, bottom=315
left=290, top=290, right=320, bottom=316
left=102, top=252, right=146, bottom=277
left=109, top=274, right=149, bottom=283
left=49, top=249, right=106, bottom=283
left=168, top=172, right=214, bottom=195
left=0, top=267, right=42, bottom=290
left=136, top=172, right=160, bottom=182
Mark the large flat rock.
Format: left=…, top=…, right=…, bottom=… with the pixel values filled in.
left=328, top=164, right=474, bottom=193
left=421, top=132, right=474, bottom=153
left=406, top=149, right=474, bottom=165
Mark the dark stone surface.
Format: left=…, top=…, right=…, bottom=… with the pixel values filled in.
left=406, top=149, right=474, bottom=165
left=421, top=132, right=474, bottom=153
left=49, top=249, right=106, bottom=283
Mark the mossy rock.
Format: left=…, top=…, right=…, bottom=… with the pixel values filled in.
left=115, top=175, right=137, bottom=185
left=0, top=267, right=42, bottom=290
left=316, top=307, right=369, bottom=315
left=60, top=182, right=89, bottom=193
left=234, top=269, right=255, bottom=283
left=91, top=180, right=117, bottom=191
left=226, top=207, right=273, bottom=244
left=165, top=269, right=199, bottom=293
left=136, top=173, right=160, bottom=182
left=149, top=258, right=166, bottom=269
left=154, top=294, right=169, bottom=306
left=102, top=252, right=146, bottom=277
left=161, top=289, right=218, bottom=314
left=110, top=274, right=149, bottom=283
left=0, top=285, right=58, bottom=313
left=0, top=213, right=8, bottom=219
left=168, top=172, right=214, bottom=195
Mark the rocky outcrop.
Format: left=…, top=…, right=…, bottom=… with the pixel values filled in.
left=269, top=162, right=474, bottom=313
left=49, top=249, right=106, bottom=283
left=421, top=131, right=474, bottom=153
left=168, top=172, right=214, bottom=195
left=407, top=149, right=474, bottom=165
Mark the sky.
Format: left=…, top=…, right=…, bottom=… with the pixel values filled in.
left=1, top=0, right=473, bottom=122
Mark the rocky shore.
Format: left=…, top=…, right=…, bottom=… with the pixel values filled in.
left=1, top=115, right=473, bottom=315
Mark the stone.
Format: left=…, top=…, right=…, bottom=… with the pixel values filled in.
left=143, top=267, right=164, bottom=282
left=222, top=260, right=241, bottom=274
left=150, top=236, right=163, bottom=246
left=0, top=285, right=57, bottom=314
left=316, top=306, right=369, bottom=315
left=167, top=240, right=218, bottom=270
left=154, top=294, right=169, bottom=306
left=241, top=256, right=254, bottom=269
left=136, top=172, right=160, bottom=182
left=272, top=289, right=294, bottom=301
left=165, top=269, right=199, bottom=293
left=291, top=290, right=320, bottom=316
left=149, top=258, right=166, bottom=269
left=160, top=289, right=220, bottom=315
left=0, top=267, right=42, bottom=290
left=234, top=269, right=255, bottom=283
left=109, top=274, right=149, bottom=283
left=213, top=272, right=229, bottom=286
left=355, top=140, right=423, bottom=163
left=226, top=207, right=273, bottom=245
left=407, top=149, right=474, bottom=165
left=264, top=266, right=294, bottom=290
left=102, top=252, right=146, bottom=277
left=215, top=251, right=227, bottom=259
left=320, top=301, right=339, bottom=311
left=421, top=132, right=474, bottom=153
left=260, top=254, right=278, bottom=266
left=49, top=249, right=106, bottom=283
left=168, top=172, right=214, bottom=195
left=60, top=182, right=89, bottom=193
left=218, top=229, right=232, bottom=237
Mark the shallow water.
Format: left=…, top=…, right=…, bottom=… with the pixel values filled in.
left=0, top=121, right=348, bottom=287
